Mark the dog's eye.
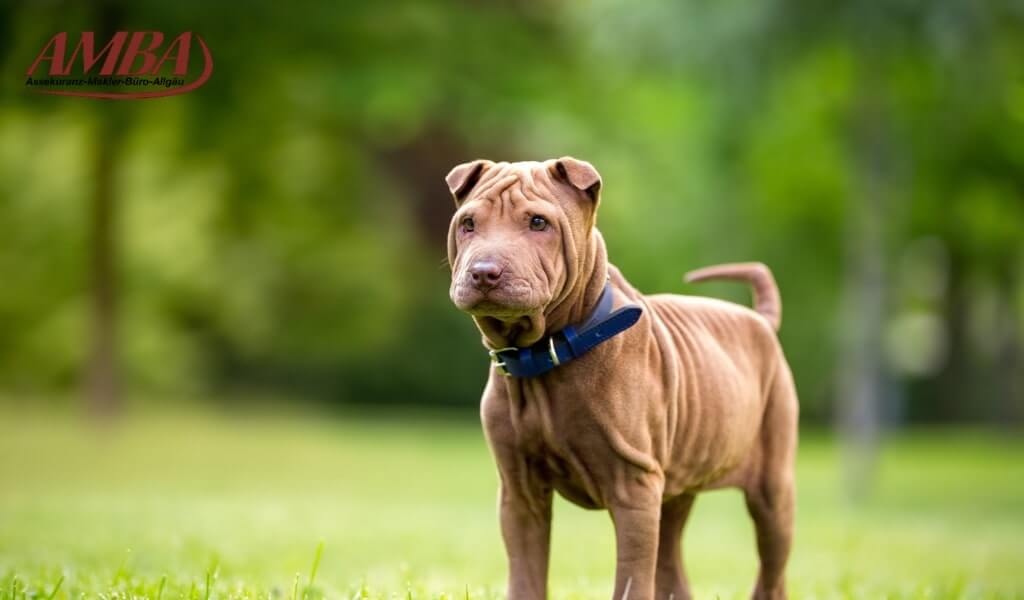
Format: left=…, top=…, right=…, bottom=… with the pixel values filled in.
left=529, top=216, right=548, bottom=231
left=462, top=217, right=475, bottom=232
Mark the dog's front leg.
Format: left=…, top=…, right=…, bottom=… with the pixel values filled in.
left=609, top=480, right=663, bottom=600
left=498, top=469, right=552, bottom=600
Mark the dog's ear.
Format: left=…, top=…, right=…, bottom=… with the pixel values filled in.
left=552, top=156, right=601, bottom=202
left=445, top=159, right=492, bottom=205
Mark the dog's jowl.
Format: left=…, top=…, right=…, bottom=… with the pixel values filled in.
left=445, top=158, right=798, bottom=600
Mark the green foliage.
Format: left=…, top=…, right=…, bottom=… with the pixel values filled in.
left=0, top=0, right=1021, bottom=420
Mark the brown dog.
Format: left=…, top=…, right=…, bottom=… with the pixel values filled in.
left=445, top=157, right=798, bottom=600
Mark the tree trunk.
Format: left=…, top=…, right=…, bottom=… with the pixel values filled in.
left=86, top=115, right=120, bottom=418
left=837, top=70, right=889, bottom=501
left=84, top=0, right=124, bottom=419
left=994, top=270, right=1023, bottom=426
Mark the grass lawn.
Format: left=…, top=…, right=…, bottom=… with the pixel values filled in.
left=0, top=407, right=1022, bottom=599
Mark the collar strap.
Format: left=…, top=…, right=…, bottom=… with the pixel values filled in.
left=487, top=282, right=643, bottom=378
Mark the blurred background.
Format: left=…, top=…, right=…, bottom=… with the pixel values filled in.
left=0, top=0, right=1022, bottom=598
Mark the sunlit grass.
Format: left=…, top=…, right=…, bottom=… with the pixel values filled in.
left=0, top=407, right=1021, bottom=599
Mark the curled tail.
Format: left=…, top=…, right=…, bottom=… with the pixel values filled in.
left=684, top=262, right=782, bottom=331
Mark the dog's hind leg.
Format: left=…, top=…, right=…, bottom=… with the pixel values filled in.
left=744, top=474, right=794, bottom=600
left=743, top=365, right=798, bottom=600
left=655, top=493, right=696, bottom=600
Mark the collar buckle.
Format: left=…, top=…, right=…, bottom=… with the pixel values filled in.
left=547, top=337, right=561, bottom=367
left=488, top=347, right=517, bottom=377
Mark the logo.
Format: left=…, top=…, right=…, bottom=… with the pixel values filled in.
left=25, top=31, right=213, bottom=99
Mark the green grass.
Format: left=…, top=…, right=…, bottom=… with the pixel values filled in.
left=0, top=408, right=1022, bottom=599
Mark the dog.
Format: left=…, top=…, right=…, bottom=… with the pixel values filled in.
left=445, top=157, right=798, bottom=600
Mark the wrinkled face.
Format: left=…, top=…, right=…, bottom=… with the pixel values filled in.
left=446, top=158, right=602, bottom=322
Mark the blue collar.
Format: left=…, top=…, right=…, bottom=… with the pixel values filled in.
left=487, top=282, right=643, bottom=378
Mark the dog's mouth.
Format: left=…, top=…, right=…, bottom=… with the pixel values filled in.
left=465, top=300, right=533, bottom=319
left=451, top=284, right=540, bottom=320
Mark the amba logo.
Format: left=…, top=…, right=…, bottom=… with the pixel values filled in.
left=25, top=31, right=213, bottom=99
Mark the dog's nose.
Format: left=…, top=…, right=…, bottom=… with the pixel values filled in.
left=468, top=261, right=503, bottom=290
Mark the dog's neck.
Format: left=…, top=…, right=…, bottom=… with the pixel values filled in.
left=474, top=229, right=608, bottom=349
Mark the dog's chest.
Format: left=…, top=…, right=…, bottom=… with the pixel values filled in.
left=502, top=380, right=608, bottom=509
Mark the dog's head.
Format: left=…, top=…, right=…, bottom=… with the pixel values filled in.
left=445, top=157, right=605, bottom=346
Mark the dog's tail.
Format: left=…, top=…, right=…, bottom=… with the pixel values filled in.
left=684, top=262, right=782, bottom=331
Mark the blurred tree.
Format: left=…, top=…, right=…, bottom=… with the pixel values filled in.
left=85, top=0, right=127, bottom=417
left=86, top=109, right=122, bottom=416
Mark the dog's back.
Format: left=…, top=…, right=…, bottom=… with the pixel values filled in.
left=630, top=264, right=796, bottom=495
